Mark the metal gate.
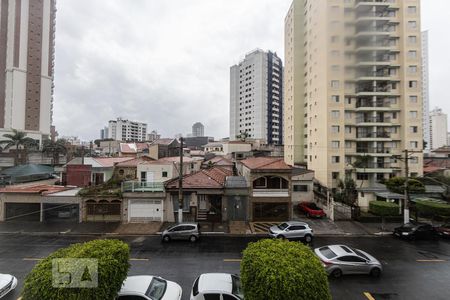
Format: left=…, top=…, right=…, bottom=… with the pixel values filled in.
left=227, top=196, right=247, bottom=221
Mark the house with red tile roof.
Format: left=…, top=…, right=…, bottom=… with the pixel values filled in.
left=164, top=167, right=235, bottom=222
left=237, top=157, right=293, bottom=221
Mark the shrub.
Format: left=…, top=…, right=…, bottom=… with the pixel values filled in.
left=385, top=177, right=425, bottom=194
left=241, top=239, right=331, bottom=300
left=369, top=201, right=400, bottom=216
left=22, top=239, right=130, bottom=300
left=415, top=200, right=450, bottom=217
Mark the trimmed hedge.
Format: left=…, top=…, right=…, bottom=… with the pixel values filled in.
left=415, top=200, right=450, bottom=217
left=241, top=239, right=331, bottom=300
left=22, top=239, right=130, bottom=300
left=369, top=201, right=400, bottom=216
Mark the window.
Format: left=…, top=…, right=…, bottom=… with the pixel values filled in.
left=409, top=111, right=418, bottom=119
left=162, top=171, right=168, bottom=178
left=408, top=66, right=417, bottom=73
left=345, top=141, right=352, bottom=149
left=293, top=185, right=308, bottom=192
left=331, top=65, right=340, bottom=72
left=345, top=126, right=352, bottom=134
left=408, top=6, right=417, bottom=14
left=332, top=126, right=340, bottom=133
left=409, top=81, right=418, bottom=88
left=408, top=50, right=417, bottom=59
left=408, top=36, right=417, bottom=44
left=410, top=157, right=419, bottom=164
left=331, top=50, right=340, bottom=57
left=331, top=141, right=340, bottom=148
left=332, top=156, right=340, bottom=163
left=204, top=294, right=221, bottom=300
left=408, top=21, right=417, bottom=29
left=410, top=126, right=418, bottom=133
left=331, top=110, right=340, bottom=118
left=338, top=256, right=367, bottom=263
left=410, top=141, right=418, bottom=149
left=332, top=172, right=340, bottom=180
left=332, top=95, right=340, bottom=103
left=223, top=295, right=239, bottom=300
left=357, top=173, right=369, bottom=180
left=409, top=95, right=418, bottom=103
left=331, top=80, right=340, bottom=88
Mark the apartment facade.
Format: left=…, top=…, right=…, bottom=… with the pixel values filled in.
left=230, top=49, right=283, bottom=145
left=192, top=122, right=204, bottom=137
left=108, top=118, right=147, bottom=142
left=421, top=30, right=430, bottom=152
left=0, top=0, right=56, bottom=142
left=284, top=0, right=424, bottom=209
left=430, top=107, right=448, bottom=150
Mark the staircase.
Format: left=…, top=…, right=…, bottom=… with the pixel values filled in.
left=197, top=210, right=208, bottom=221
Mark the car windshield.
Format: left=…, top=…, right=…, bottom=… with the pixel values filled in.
left=308, top=203, right=319, bottom=210
left=145, top=278, right=167, bottom=300
left=278, top=223, right=289, bottom=230
left=443, top=224, right=450, bottom=229
left=319, top=247, right=337, bottom=259
left=352, top=248, right=370, bottom=261
left=231, top=275, right=244, bottom=300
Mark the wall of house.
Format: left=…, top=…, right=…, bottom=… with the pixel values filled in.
left=66, top=164, right=92, bottom=187
left=223, top=143, right=252, bottom=154
left=137, top=164, right=173, bottom=183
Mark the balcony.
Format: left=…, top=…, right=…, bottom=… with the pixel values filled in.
left=122, top=181, right=165, bottom=193
left=355, top=147, right=392, bottom=155
left=355, top=100, right=399, bottom=111
left=355, top=162, right=397, bottom=173
left=356, top=116, right=392, bottom=126
left=356, top=132, right=391, bottom=141
left=356, top=86, right=398, bottom=96
left=356, top=72, right=398, bottom=82
left=253, top=189, right=289, bottom=198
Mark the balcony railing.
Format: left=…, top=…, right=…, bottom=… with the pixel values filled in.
left=252, top=189, right=289, bottom=197
left=122, top=181, right=165, bottom=193
left=356, top=116, right=392, bottom=123
left=356, top=162, right=393, bottom=169
left=356, top=100, right=391, bottom=108
left=356, top=148, right=392, bottom=154
left=356, top=132, right=391, bottom=138
left=356, top=86, right=392, bottom=93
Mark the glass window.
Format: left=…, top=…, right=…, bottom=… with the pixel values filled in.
left=331, top=110, right=340, bottom=118
left=332, top=95, right=340, bottom=102
left=408, top=51, right=417, bottom=59
left=319, top=247, right=337, bottom=259
left=409, top=111, right=418, bottom=118
left=408, top=21, right=417, bottom=29
left=408, top=66, right=417, bottom=73
left=332, top=126, right=340, bottom=133
left=293, top=185, right=308, bottom=192
left=145, top=278, right=167, bottom=300
left=331, top=141, right=340, bottom=148
left=408, top=36, right=417, bottom=44
left=409, top=95, right=418, bottom=103
left=204, top=294, right=221, bottom=300
left=231, top=275, right=244, bottom=300
left=331, top=80, right=340, bottom=88
left=332, top=156, right=340, bottom=163
left=408, top=6, right=417, bottom=14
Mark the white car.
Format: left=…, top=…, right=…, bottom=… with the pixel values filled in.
left=117, top=275, right=182, bottom=300
left=190, top=273, right=244, bottom=300
left=0, top=274, right=17, bottom=299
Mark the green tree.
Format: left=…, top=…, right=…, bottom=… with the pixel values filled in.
left=22, top=239, right=130, bottom=300
left=334, top=177, right=358, bottom=206
left=0, top=129, right=38, bottom=165
left=385, top=177, right=425, bottom=195
left=241, top=239, right=331, bottom=300
left=42, top=139, right=67, bottom=165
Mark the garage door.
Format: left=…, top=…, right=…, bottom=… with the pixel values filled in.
left=5, top=203, right=41, bottom=222
left=253, top=203, right=289, bottom=222
left=128, top=199, right=163, bottom=223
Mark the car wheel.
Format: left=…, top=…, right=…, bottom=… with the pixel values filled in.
left=277, top=235, right=285, bottom=240
left=331, top=269, right=342, bottom=278
left=304, top=234, right=313, bottom=243
left=189, top=235, right=198, bottom=243
left=370, top=267, right=381, bottom=278
left=162, top=235, right=171, bottom=243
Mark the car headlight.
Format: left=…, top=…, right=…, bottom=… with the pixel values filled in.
left=402, top=232, right=409, bottom=236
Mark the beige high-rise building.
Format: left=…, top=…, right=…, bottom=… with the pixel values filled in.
left=284, top=0, right=423, bottom=210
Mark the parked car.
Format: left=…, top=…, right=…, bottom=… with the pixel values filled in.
left=393, top=222, right=439, bottom=240
left=298, top=202, right=326, bottom=218
left=435, top=223, right=450, bottom=238
left=117, top=275, right=182, bottom=300
left=162, top=223, right=200, bottom=243
left=314, top=245, right=382, bottom=278
left=0, top=274, right=17, bottom=299
left=268, top=221, right=314, bottom=243
left=190, top=273, right=243, bottom=300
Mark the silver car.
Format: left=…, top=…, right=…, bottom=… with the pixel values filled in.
left=268, top=221, right=314, bottom=243
left=314, top=244, right=383, bottom=278
left=162, top=223, right=200, bottom=243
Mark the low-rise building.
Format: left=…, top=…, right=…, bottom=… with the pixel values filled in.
left=148, top=139, right=180, bottom=160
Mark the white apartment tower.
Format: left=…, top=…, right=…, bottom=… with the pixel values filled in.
left=230, top=49, right=283, bottom=145
left=421, top=30, right=430, bottom=151
left=0, top=0, right=56, bottom=142
left=192, top=122, right=204, bottom=137
left=108, top=118, right=147, bottom=142
left=429, top=108, right=448, bottom=150
left=284, top=0, right=423, bottom=210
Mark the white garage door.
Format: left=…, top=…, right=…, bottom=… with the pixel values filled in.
left=128, top=199, right=163, bottom=223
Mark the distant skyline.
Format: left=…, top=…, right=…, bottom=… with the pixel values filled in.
left=53, top=0, right=450, bottom=141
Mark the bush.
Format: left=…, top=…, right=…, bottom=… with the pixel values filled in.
left=22, top=239, right=130, bottom=300
left=385, top=177, right=425, bottom=194
left=415, top=200, right=450, bottom=217
left=241, top=239, right=331, bottom=300
left=369, top=201, right=400, bottom=216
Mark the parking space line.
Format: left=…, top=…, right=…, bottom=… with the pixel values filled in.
left=363, top=292, right=376, bottom=300
left=416, top=259, right=446, bottom=262
left=130, top=258, right=149, bottom=261
left=223, top=259, right=242, bottom=262
left=23, top=258, right=43, bottom=261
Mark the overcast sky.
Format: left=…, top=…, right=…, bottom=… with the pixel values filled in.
left=53, top=0, right=450, bottom=141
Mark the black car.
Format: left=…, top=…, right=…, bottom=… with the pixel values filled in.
left=393, top=222, right=439, bottom=240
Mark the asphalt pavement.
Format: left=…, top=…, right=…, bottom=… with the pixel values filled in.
left=0, top=234, right=449, bottom=300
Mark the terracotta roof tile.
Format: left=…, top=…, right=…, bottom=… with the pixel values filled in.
left=240, top=157, right=292, bottom=170
left=165, top=167, right=232, bottom=189
left=0, top=185, right=74, bottom=195
left=114, top=156, right=155, bottom=167
left=94, top=157, right=133, bottom=167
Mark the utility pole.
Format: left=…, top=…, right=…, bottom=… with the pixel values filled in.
left=403, top=149, right=410, bottom=224
left=178, top=137, right=184, bottom=223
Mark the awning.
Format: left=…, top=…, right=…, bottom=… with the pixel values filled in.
left=375, top=192, right=405, bottom=200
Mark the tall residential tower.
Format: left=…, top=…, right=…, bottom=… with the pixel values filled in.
left=230, top=49, right=283, bottom=145
left=429, top=107, right=448, bottom=150
left=0, top=0, right=56, bottom=142
left=421, top=30, right=430, bottom=152
left=284, top=0, right=423, bottom=210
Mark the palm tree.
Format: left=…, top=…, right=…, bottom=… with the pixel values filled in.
left=0, top=129, right=38, bottom=166
left=42, top=139, right=68, bottom=165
